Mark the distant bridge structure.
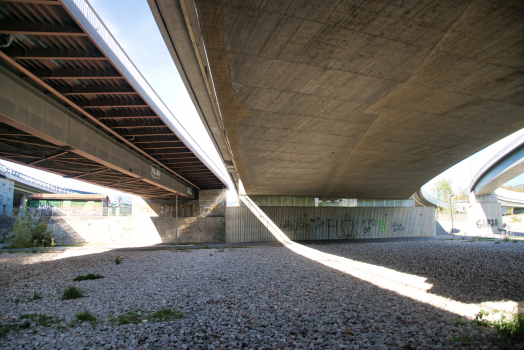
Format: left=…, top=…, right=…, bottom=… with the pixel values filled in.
left=0, top=163, right=80, bottom=195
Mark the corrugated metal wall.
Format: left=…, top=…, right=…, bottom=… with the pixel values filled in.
left=227, top=206, right=436, bottom=243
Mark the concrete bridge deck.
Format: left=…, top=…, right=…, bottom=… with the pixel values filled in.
left=150, top=0, right=524, bottom=199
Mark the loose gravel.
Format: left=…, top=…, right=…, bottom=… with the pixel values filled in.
left=0, top=240, right=523, bottom=349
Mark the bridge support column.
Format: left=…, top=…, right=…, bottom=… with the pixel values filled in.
left=19, top=194, right=26, bottom=217
left=467, top=192, right=502, bottom=236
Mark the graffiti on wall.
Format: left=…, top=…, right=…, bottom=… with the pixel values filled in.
left=280, top=213, right=405, bottom=239
left=282, top=214, right=325, bottom=233
left=476, top=219, right=499, bottom=229
left=390, top=221, right=405, bottom=232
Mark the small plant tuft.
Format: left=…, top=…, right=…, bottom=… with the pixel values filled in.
left=114, top=256, right=123, bottom=265
left=73, top=273, right=104, bottom=282
left=20, top=313, right=57, bottom=327
left=70, top=310, right=97, bottom=329
left=62, top=285, right=84, bottom=300
left=0, top=324, right=20, bottom=337
left=149, top=308, right=183, bottom=322
left=18, top=320, right=30, bottom=329
left=31, top=291, right=42, bottom=301
left=504, top=236, right=510, bottom=242
left=474, top=309, right=524, bottom=342
left=454, top=333, right=474, bottom=342
left=115, top=310, right=142, bottom=325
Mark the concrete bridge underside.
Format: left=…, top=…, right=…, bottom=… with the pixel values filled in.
left=0, top=0, right=229, bottom=199
left=0, top=64, right=191, bottom=199
left=151, top=0, right=524, bottom=199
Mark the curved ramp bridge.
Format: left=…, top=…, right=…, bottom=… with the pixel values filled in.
left=0, top=0, right=228, bottom=201
left=416, top=133, right=524, bottom=236
left=467, top=133, right=524, bottom=235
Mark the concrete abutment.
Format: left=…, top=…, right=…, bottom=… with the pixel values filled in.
left=467, top=192, right=503, bottom=236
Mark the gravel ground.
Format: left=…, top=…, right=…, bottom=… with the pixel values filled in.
left=0, top=240, right=523, bottom=349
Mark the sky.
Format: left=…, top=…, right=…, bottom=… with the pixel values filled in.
left=2, top=0, right=523, bottom=201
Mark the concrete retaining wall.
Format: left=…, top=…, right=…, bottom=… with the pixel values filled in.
left=435, top=213, right=468, bottom=235
left=227, top=206, right=435, bottom=243
left=45, top=215, right=225, bottom=246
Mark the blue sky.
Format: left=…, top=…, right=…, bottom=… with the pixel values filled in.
left=2, top=0, right=523, bottom=199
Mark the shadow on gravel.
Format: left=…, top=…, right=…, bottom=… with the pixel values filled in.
left=306, top=241, right=524, bottom=304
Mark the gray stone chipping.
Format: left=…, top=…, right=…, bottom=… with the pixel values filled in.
left=0, top=240, right=523, bottom=349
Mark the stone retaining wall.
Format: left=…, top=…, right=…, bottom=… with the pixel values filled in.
left=43, top=215, right=225, bottom=246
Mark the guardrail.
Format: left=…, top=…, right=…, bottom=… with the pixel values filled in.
left=0, top=163, right=78, bottom=194
left=420, top=187, right=450, bottom=207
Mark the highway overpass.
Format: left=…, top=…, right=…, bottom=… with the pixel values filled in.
left=150, top=0, right=524, bottom=200
left=416, top=130, right=524, bottom=234
left=470, top=133, right=524, bottom=196
left=0, top=0, right=228, bottom=201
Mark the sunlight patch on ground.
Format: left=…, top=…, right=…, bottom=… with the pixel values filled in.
left=240, top=195, right=519, bottom=320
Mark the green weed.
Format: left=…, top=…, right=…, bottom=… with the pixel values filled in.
left=504, top=236, right=510, bottom=242
left=468, top=236, right=493, bottom=242
left=149, top=308, right=183, bottom=322
left=75, top=310, right=97, bottom=324
left=115, top=310, right=142, bottom=325
left=114, top=308, right=184, bottom=326
left=453, top=318, right=463, bottom=327
left=114, top=256, right=123, bottom=265
left=18, top=321, right=30, bottom=329
left=474, top=309, right=524, bottom=342
left=69, top=310, right=97, bottom=329
left=455, top=333, right=474, bottom=342
left=73, top=273, right=104, bottom=282
left=8, top=214, right=53, bottom=249
left=0, top=323, right=22, bottom=337
left=61, top=285, right=84, bottom=300
left=20, top=313, right=57, bottom=327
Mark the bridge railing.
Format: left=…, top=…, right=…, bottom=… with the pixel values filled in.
left=0, top=163, right=77, bottom=194
left=470, top=132, right=524, bottom=192
left=420, top=187, right=450, bottom=207
left=68, top=0, right=229, bottom=183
